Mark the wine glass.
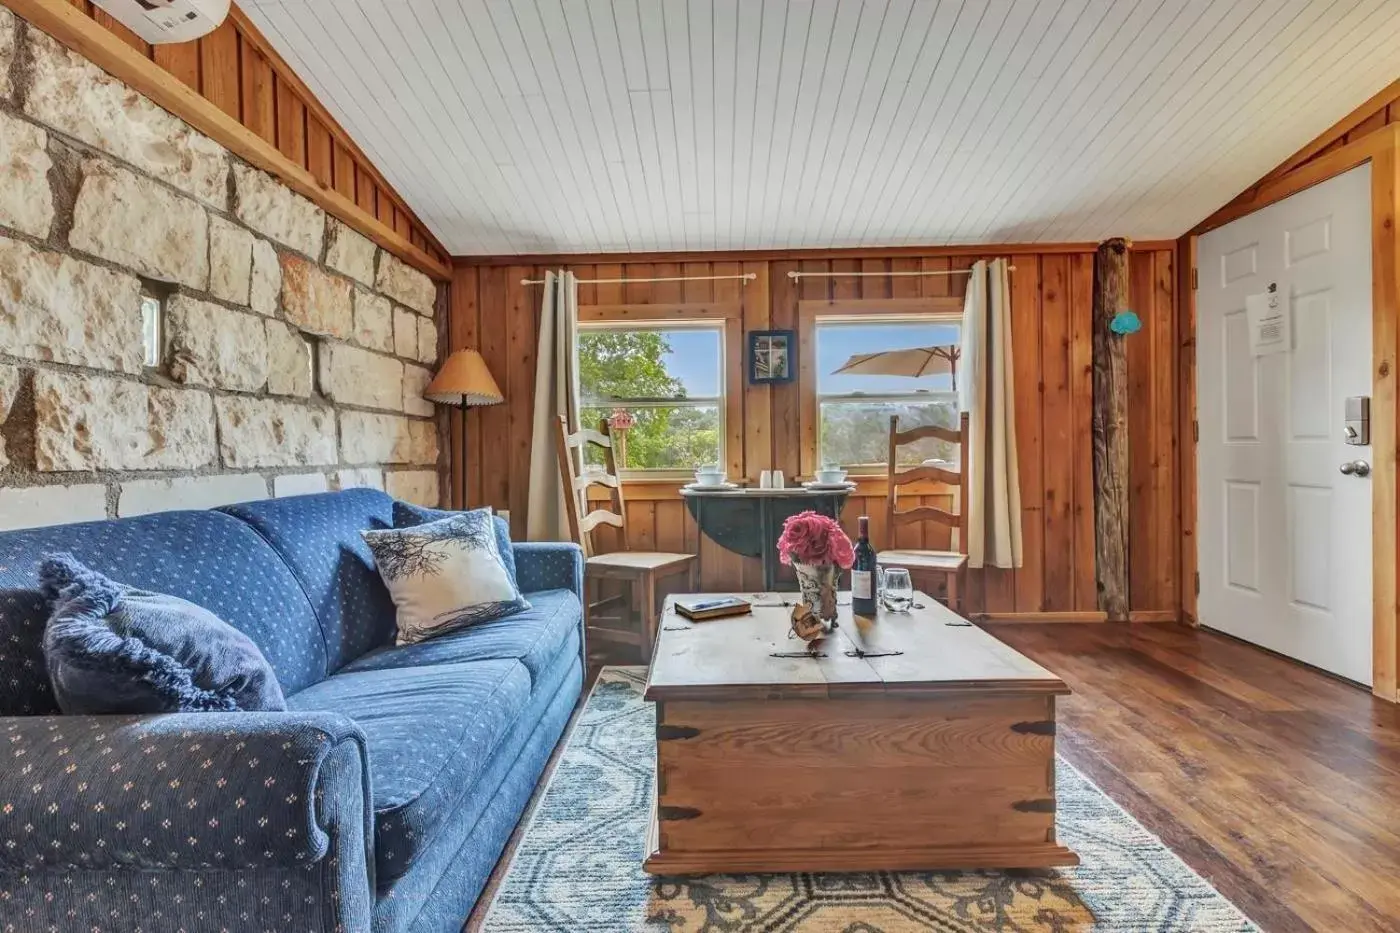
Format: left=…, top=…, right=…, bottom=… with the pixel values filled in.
left=880, top=567, right=914, bottom=612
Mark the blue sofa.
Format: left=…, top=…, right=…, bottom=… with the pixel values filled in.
left=0, top=488, right=585, bottom=933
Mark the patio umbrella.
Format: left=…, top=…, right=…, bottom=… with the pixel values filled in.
left=833, top=344, right=960, bottom=383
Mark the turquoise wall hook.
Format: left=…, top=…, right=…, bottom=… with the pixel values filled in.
left=1109, top=309, right=1141, bottom=336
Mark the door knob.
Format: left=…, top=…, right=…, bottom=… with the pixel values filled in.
left=1340, top=459, right=1371, bottom=477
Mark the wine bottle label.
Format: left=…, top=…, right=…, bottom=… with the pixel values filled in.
left=852, top=571, right=872, bottom=599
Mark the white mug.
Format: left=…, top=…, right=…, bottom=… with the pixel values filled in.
left=759, top=470, right=773, bottom=489
left=772, top=470, right=785, bottom=489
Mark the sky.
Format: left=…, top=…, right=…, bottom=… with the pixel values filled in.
left=652, top=322, right=960, bottom=397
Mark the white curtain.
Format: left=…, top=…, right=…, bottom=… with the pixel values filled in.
left=959, top=259, right=1022, bottom=569
left=525, top=270, right=581, bottom=541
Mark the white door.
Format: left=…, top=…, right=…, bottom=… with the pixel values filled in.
left=1197, top=164, right=1373, bottom=685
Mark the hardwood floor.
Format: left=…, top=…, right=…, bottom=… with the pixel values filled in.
left=985, top=622, right=1400, bottom=933
left=472, top=622, right=1399, bottom=932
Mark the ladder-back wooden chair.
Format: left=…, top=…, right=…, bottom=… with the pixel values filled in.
left=880, top=412, right=971, bottom=611
left=553, top=415, right=696, bottom=661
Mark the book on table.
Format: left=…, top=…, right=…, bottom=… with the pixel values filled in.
left=673, top=595, right=752, bottom=621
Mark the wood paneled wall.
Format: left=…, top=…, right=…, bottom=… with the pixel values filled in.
left=16, top=0, right=450, bottom=276
left=450, top=246, right=1179, bottom=620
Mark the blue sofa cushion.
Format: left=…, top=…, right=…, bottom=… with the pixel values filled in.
left=39, top=554, right=286, bottom=714
left=342, top=588, right=581, bottom=685
left=0, top=510, right=326, bottom=710
left=288, top=658, right=530, bottom=882
left=219, top=489, right=397, bottom=672
left=392, top=502, right=517, bottom=588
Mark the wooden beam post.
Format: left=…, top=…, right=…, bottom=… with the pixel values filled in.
left=1093, top=238, right=1130, bottom=620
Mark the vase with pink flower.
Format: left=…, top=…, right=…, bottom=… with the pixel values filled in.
left=777, top=511, right=856, bottom=628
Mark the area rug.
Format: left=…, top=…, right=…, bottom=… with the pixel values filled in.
left=479, top=668, right=1258, bottom=933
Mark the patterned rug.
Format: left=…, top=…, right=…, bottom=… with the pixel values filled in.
left=479, top=668, right=1259, bottom=933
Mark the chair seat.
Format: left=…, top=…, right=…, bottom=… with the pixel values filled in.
left=586, top=551, right=695, bottom=577
left=878, top=549, right=968, bottom=571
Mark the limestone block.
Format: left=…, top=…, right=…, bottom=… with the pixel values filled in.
left=281, top=253, right=352, bottom=339
left=402, top=364, right=436, bottom=417
left=0, top=485, right=108, bottom=532
left=325, top=220, right=376, bottom=285
left=0, top=111, right=53, bottom=238
left=409, top=419, right=440, bottom=466
left=250, top=238, right=280, bottom=315
left=393, top=307, right=418, bottom=359
left=265, top=320, right=312, bottom=398
left=118, top=474, right=269, bottom=517
left=376, top=252, right=436, bottom=315
left=0, top=363, right=18, bottom=469
left=417, top=315, right=439, bottom=364
left=25, top=28, right=227, bottom=208
left=33, top=371, right=216, bottom=471
left=209, top=216, right=253, bottom=305
left=232, top=163, right=324, bottom=257
left=214, top=396, right=336, bottom=469
left=70, top=160, right=209, bottom=290
left=319, top=343, right=403, bottom=411
left=385, top=470, right=440, bottom=508
left=0, top=236, right=143, bottom=373
left=167, top=295, right=269, bottom=392
left=335, top=467, right=385, bottom=491
left=353, top=289, right=394, bottom=353
left=340, top=410, right=415, bottom=464
left=273, top=472, right=330, bottom=498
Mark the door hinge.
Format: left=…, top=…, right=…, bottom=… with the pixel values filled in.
left=1193, top=420, right=1199, bottom=442
left=1194, top=571, right=1200, bottom=596
left=1191, top=267, right=1198, bottom=290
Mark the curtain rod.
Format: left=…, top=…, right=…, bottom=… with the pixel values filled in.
left=788, top=267, right=1014, bottom=279
left=520, top=273, right=758, bottom=286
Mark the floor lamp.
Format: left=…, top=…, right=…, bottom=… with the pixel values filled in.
left=425, top=349, right=504, bottom=507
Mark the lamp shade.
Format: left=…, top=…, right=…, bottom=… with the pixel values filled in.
left=424, top=349, right=504, bottom=406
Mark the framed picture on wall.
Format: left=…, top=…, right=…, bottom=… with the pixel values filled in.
left=749, top=330, right=795, bottom=384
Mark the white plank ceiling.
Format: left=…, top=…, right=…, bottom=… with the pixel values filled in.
left=242, top=0, right=1400, bottom=256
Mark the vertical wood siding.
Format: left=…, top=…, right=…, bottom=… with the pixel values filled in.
left=450, top=248, right=1179, bottom=619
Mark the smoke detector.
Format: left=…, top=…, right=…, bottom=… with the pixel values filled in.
left=91, top=0, right=231, bottom=44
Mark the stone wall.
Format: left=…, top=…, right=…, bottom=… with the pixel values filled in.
left=0, top=11, right=445, bottom=531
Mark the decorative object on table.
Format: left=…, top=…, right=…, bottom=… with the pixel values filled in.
left=424, top=347, right=504, bottom=508
left=673, top=595, right=752, bottom=621
left=606, top=407, right=636, bottom=467
left=748, top=329, right=795, bottom=383
left=851, top=515, right=878, bottom=617
left=777, top=511, right=855, bottom=630
left=38, top=553, right=286, bottom=714
left=1110, top=308, right=1142, bottom=335
left=361, top=512, right=529, bottom=645
left=814, top=465, right=848, bottom=485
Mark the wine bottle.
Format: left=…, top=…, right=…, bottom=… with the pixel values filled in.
left=851, top=515, right=878, bottom=617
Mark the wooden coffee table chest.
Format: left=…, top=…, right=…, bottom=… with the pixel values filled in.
left=643, top=593, right=1078, bottom=875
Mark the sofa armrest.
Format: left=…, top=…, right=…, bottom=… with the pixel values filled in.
left=0, top=710, right=372, bottom=873
left=514, top=541, right=584, bottom=599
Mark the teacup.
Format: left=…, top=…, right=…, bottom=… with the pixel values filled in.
left=694, top=466, right=726, bottom=487
left=815, top=467, right=848, bottom=485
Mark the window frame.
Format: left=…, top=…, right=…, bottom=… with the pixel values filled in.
left=577, top=317, right=730, bottom=480
left=797, top=296, right=966, bottom=478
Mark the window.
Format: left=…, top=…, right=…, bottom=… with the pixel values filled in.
left=578, top=323, right=724, bottom=473
left=816, top=317, right=962, bottom=471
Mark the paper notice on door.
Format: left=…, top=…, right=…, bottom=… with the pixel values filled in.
left=1245, top=288, right=1290, bottom=356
